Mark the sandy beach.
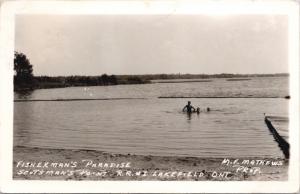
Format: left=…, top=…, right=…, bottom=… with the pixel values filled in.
left=13, top=146, right=288, bottom=181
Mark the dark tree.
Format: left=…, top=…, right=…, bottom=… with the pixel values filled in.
left=14, top=52, right=34, bottom=84
left=109, top=75, right=118, bottom=85
left=101, top=74, right=109, bottom=85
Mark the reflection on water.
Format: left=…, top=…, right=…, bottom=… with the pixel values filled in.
left=13, top=77, right=289, bottom=158
left=186, top=112, right=192, bottom=121
left=14, top=89, right=34, bottom=99
left=185, top=112, right=201, bottom=121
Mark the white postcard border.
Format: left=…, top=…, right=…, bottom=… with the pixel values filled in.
left=0, top=0, right=299, bottom=193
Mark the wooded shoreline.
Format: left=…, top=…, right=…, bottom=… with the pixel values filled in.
left=14, top=73, right=289, bottom=91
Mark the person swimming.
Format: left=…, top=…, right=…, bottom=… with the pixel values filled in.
left=182, top=101, right=196, bottom=113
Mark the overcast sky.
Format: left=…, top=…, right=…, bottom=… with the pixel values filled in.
left=15, top=14, right=288, bottom=76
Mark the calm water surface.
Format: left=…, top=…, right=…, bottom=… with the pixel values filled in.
left=14, top=77, right=289, bottom=158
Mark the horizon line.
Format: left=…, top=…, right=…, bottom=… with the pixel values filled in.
left=32, top=72, right=289, bottom=77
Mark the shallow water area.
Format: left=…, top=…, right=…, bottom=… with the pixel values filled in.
left=14, top=76, right=289, bottom=158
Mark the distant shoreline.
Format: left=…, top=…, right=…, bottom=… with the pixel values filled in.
left=14, top=73, right=289, bottom=91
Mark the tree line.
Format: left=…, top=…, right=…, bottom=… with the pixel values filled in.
left=14, top=52, right=148, bottom=90
left=14, top=51, right=289, bottom=91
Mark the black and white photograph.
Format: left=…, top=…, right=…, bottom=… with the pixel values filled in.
left=0, top=0, right=299, bottom=193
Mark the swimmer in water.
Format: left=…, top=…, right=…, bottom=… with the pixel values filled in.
left=182, top=101, right=196, bottom=113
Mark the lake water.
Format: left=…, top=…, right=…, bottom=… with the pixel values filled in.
left=14, top=77, right=289, bottom=158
